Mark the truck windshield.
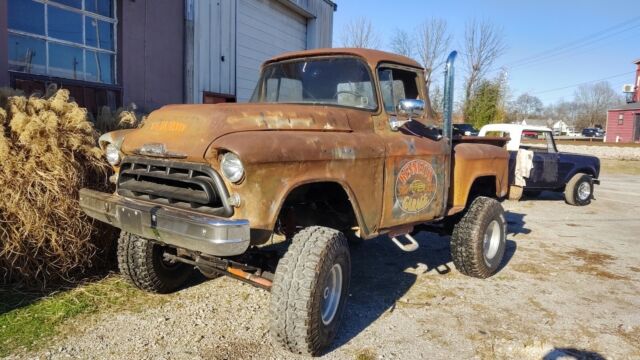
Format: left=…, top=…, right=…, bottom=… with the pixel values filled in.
left=250, top=57, right=377, bottom=110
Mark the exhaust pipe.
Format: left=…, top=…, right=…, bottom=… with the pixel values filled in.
left=442, top=51, right=457, bottom=142
left=441, top=51, right=457, bottom=217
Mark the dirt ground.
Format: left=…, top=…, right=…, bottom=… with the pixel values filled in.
left=8, top=170, right=640, bottom=360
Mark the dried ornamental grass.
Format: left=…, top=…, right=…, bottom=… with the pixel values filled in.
left=93, top=104, right=142, bottom=134
left=0, top=89, right=109, bottom=285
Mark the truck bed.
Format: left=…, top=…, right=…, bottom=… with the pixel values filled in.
left=453, top=135, right=509, bottom=148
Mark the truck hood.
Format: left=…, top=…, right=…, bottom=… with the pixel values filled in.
left=120, top=103, right=355, bottom=160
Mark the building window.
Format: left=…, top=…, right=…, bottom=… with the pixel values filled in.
left=618, top=113, right=624, bottom=125
left=7, top=0, right=117, bottom=84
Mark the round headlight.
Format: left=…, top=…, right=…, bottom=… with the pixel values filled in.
left=220, top=152, right=244, bottom=183
left=105, top=143, right=121, bottom=166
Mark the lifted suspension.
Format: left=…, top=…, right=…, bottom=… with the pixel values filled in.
left=163, top=252, right=274, bottom=290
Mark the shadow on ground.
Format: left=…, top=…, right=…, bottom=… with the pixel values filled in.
left=505, top=210, right=531, bottom=236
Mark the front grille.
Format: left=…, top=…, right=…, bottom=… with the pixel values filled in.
left=117, top=156, right=232, bottom=216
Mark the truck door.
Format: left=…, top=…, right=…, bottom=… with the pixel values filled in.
left=522, top=131, right=560, bottom=188
left=377, top=65, right=448, bottom=229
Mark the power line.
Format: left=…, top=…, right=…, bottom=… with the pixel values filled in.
left=505, top=15, right=640, bottom=68
left=502, top=31, right=640, bottom=74
left=509, top=23, right=640, bottom=70
left=529, top=71, right=634, bottom=95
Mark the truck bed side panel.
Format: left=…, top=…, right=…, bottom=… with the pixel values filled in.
left=450, top=143, right=509, bottom=213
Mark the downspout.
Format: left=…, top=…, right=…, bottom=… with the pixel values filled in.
left=184, top=0, right=194, bottom=104
left=441, top=51, right=457, bottom=216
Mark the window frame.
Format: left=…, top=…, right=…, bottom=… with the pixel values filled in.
left=7, top=0, right=118, bottom=84
left=520, top=130, right=557, bottom=153
left=251, top=55, right=380, bottom=112
left=376, top=63, right=423, bottom=116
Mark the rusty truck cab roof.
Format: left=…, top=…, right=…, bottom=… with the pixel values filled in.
left=264, top=48, right=423, bottom=70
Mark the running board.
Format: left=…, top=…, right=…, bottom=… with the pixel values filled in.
left=390, top=234, right=419, bottom=252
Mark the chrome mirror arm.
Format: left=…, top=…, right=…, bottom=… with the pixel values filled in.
left=389, top=116, right=412, bottom=131
left=389, top=99, right=425, bottom=131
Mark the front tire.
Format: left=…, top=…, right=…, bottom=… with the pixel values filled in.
left=270, top=226, right=351, bottom=356
left=564, top=173, right=593, bottom=206
left=451, top=197, right=507, bottom=278
left=117, top=232, right=191, bottom=293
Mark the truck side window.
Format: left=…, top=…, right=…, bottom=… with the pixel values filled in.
left=378, top=67, right=419, bottom=113
left=520, top=131, right=557, bottom=153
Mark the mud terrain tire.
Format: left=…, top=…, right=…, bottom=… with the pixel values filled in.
left=451, top=197, right=506, bottom=278
left=117, top=232, right=191, bottom=293
left=564, top=173, right=593, bottom=206
left=270, top=226, right=351, bottom=356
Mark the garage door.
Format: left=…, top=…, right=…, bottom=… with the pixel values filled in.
left=236, top=0, right=307, bottom=101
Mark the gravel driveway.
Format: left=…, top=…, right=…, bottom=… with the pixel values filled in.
left=9, top=171, right=640, bottom=360
left=556, top=144, right=640, bottom=160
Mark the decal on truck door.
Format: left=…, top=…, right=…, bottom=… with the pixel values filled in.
left=395, top=160, right=437, bottom=213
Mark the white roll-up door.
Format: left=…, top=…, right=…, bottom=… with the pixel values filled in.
left=236, top=0, right=307, bottom=101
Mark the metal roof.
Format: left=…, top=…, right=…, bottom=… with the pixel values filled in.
left=608, top=102, right=640, bottom=111
left=265, top=48, right=423, bottom=69
left=479, top=123, right=552, bottom=133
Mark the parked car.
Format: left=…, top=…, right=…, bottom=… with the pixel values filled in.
left=81, top=49, right=510, bottom=356
left=452, top=123, right=479, bottom=136
left=582, top=128, right=598, bottom=137
left=479, top=124, right=600, bottom=206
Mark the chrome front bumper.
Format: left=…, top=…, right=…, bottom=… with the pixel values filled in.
left=79, top=189, right=250, bottom=256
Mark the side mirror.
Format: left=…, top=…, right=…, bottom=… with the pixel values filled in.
left=397, top=99, right=425, bottom=118
left=389, top=99, right=425, bottom=131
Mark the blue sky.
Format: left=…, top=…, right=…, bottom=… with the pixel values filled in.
left=332, top=0, right=639, bottom=105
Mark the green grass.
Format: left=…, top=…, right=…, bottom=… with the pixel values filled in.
left=0, top=276, right=168, bottom=357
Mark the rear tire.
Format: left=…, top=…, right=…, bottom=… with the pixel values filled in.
left=564, top=173, right=593, bottom=206
left=450, top=197, right=507, bottom=278
left=117, top=232, right=191, bottom=293
left=270, top=226, right=351, bottom=356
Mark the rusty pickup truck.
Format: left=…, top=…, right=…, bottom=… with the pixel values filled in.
left=81, top=48, right=509, bottom=356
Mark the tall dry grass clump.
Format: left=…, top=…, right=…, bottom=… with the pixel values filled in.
left=93, top=104, right=142, bottom=134
left=0, top=88, right=109, bottom=285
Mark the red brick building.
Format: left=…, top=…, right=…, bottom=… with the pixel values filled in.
left=606, top=59, right=640, bottom=143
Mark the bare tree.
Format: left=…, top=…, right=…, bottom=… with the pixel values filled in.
left=415, top=18, right=451, bottom=119
left=574, top=81, right=623, bottom=129
left=555, top=101, right=580, bottom=124
left=389, top=28, right=413, bottom=58
left=462, top=19, right=506, bottom=114
left=340, top=17, right=381, bottom=49
left=510, top=93, right=544, bottom=120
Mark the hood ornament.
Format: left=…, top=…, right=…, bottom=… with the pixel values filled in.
left=135, top=143, right=187, bottom=159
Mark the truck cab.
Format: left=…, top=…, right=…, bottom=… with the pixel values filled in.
left=81, top=48, right=510, bottom=356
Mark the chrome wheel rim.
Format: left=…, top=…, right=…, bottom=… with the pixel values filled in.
left=321, top=264, right=343, bottom=325
left=577, top=182, right=591, bottom=201
left=483, top=220, right=501, bottom=264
